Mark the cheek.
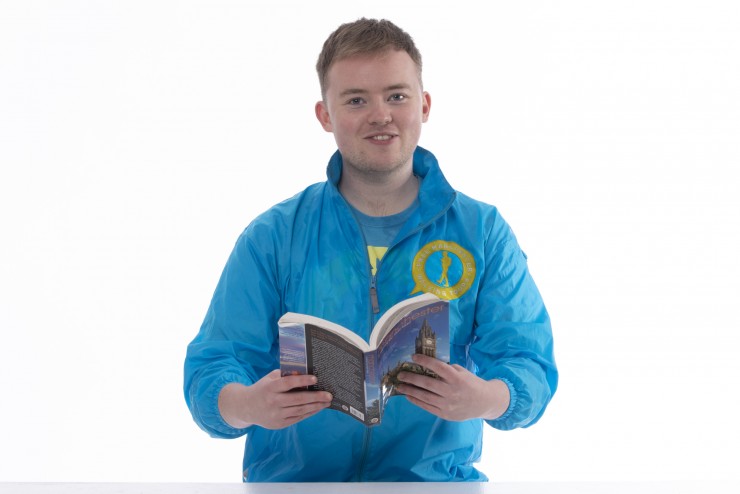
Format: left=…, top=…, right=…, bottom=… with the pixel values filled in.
left=332, top=117, right=360, bottom=140
left=398, top=108, right=425, bottom=128
left=400, top=114, right=424, bottom=138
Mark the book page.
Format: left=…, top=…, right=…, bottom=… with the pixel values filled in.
left=363, top=352, right=381, bottom=425
left=279, top=312, right=370, bottom=351
left=368, top=292, right=441, bottom=348
left=278, top=322, right=309, bottom=377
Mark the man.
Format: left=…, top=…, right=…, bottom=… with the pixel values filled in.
left=184, top=18, right=557, bottom=482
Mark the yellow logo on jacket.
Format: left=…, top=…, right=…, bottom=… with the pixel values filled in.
left=411, top=240, right=476, bottom=300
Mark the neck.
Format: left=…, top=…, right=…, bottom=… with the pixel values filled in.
left=339, top=167, right=419, bottom=217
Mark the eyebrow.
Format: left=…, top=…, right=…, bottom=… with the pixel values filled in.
left=339, top=83, right=412, bottom=98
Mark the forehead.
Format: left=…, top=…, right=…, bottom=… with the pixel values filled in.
left=325, top=50, right=421, bottom=93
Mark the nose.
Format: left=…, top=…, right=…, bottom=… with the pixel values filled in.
left=368, top=104, right=392, bottom=125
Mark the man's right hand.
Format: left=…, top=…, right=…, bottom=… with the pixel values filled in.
left=218, top=370, right=333, bottom=430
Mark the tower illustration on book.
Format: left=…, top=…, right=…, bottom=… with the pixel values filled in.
left=380, top=317, right=440, bottom=402
left=415, top=319, right=437, bottom=358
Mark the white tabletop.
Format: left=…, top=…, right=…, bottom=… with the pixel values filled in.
left=0, top=482, right=737, bottom=494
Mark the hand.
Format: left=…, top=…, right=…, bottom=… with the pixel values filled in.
left=397, top=354, right=510, bottom=422
left=218, top=370, right=333, bottom=430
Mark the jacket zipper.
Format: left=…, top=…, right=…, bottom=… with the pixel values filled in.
left=354, top=189, right=457, bottom=480
left=348, top=205, right=375, bottom=481
left=369, top=274, right=380, bottom=314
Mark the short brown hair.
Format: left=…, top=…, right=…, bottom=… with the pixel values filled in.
left=316, top=18, right=423, bottom=98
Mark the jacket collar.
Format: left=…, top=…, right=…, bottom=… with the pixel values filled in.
left=325, top=146, right=456, bottom=204
left=325, top=146, right=457, bottom=247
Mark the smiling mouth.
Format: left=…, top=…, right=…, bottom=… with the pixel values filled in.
left=369, top=135, right=393, bottom=141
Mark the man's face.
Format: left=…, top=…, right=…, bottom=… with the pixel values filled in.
left=315, top=50, right=431, bottom=179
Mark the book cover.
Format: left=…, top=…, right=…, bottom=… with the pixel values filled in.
left=278, top=293, right=450, bottom=426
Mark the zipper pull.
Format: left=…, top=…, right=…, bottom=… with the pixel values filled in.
left=370, top=280, right=380, bottom=314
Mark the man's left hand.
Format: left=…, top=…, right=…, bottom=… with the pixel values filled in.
left=397, top=353, right=511, bottom=421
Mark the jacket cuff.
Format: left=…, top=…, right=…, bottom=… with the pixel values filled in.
left=484, top=376, right=518, bottom=429
left=196, top=372, right=253, bottom=438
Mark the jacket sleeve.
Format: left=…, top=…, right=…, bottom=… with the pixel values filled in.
left=183, top=221, right=283, bottom=438
left=471, top=220, right=558, bottom=431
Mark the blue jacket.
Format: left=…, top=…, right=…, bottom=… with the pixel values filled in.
left=184, top=147, right=558, bottom=482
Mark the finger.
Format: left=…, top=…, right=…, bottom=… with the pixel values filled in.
left=275, top=389, right=333, bottom=408
left=278, top=406, right=330, bottom=429
left=398, top=382, right=444, bottom=408
left=410, top=354, right=455, bottom=379
left=405, top=394, right=465, bottom=422
left=397, top=371, right=445, bottom=396
left=263, top=394, right=333, bottom=429
left=281, top=400, right=332, bottom=420
left=403, top=392, right=443, bottom=416
left=271, top=372, right=320, bottom=392
left=266, top=404, right=330, bottom=430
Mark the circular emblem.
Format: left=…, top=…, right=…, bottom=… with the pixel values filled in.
left=410, top=240, right=476, bottom=300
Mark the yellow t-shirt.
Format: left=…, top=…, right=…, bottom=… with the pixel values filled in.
left=367, top=246, right=388, bottom=276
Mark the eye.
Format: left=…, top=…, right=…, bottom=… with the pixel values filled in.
left=389, top=93, right=407, bottom=102
left=347, top=97, right=365, bottom=106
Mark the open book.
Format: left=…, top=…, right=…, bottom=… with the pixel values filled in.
left=278, top=292, right=450, bottom=426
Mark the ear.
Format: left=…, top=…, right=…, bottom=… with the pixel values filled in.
left=315, top=101, right=333, bottom=132
left=421, top=91, right=432, bottom=123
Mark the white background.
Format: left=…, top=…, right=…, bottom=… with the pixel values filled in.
left=1, top=0, right=739, bottom=483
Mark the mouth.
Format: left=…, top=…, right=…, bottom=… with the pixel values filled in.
left=366, top=133, right=396, bottom=142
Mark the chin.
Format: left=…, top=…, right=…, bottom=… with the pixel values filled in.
left=356, top=160, right=408, bottom=177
